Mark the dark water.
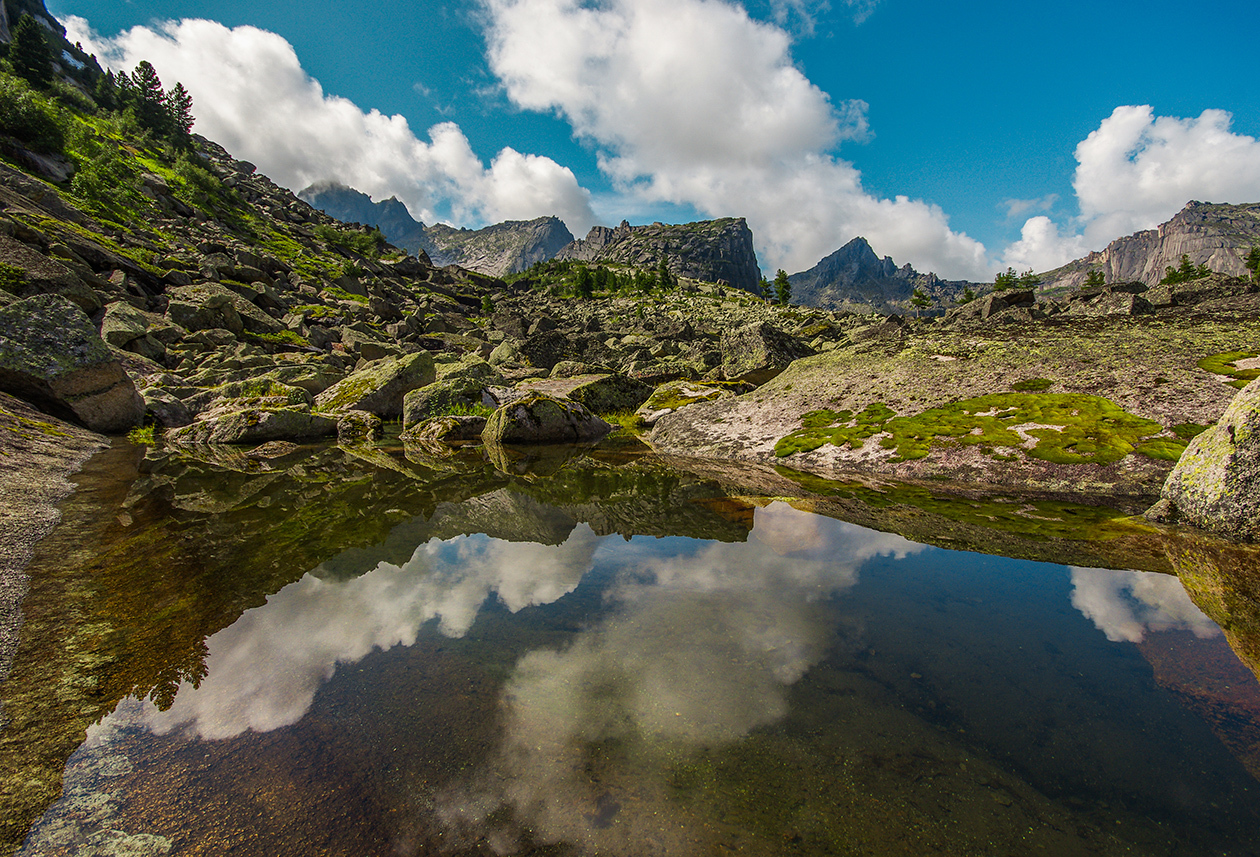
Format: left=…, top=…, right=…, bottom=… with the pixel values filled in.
left=4, top=441, right=1260, bottom=856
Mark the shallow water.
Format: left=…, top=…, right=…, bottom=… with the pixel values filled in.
left=4, top=441, right=1260, bottom=856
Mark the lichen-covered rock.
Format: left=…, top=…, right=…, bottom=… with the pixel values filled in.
left=636, top=380, right=733, bottom=426
left=517, top=372, right=652, bottom=415
left=401, top=414, right=487, bottom=445
left=336, top=409, right=383, bottom=444
left=481, top=392, right=612, bottom=444
left=100, top=301, right=185, bottom=349
left=165, top=282, right=283, bottom=336
left=0, top=234, right=99, bottom=313
left=401, top=377, right=488, bottom=429
left=720, top=321, right=813, bottom=384
left=314, top=351, right=436, bottom=416
left=1153, top=379, right=1260, bottom=540
left=141, top=387, right=193, bottom=428
left=166, top=407, right=338, bottom=444
left=0, top=294, right=143, bottom=432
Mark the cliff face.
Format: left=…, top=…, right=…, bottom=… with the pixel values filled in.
left=298, top=182, right=573, bottom=277
left=1042, top=201, right=1260, bottom=292
left=788, top=237, right=980, bottom=313
left=554, top=218, right=761, bottom=293
left=422, top=217, right=574, bottom=276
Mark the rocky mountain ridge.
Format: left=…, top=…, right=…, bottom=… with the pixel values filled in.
left=1040, top=201, right=1260, bottom=293
left=298, top=181, right=575, bottom=277
left=554, top=217, right=761, bottom=294
left=788, top=236, right=982, bottom=314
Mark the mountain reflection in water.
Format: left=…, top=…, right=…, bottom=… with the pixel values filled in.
left=7, top=441, right=1260, bottom=856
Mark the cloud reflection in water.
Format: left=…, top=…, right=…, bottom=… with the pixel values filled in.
left=437, top=503, right=924, bottom=854
left=1069, top=566, right=1220, bottom=643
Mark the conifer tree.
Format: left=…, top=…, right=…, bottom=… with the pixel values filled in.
left=773, top=269, right=791, bottom=306
left=10, top=13, right=54, bottom=88
left=130, top=61, right=172, bottom=138
left=166, top=81, right=194, bottom=139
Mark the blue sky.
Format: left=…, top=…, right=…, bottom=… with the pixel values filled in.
left=47, top=0, right=1260, bottom=279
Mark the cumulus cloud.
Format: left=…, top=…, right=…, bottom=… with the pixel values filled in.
left=481, top=0, right=990, bottom=278
left=1069, top=567, right=1220, bottom=644
left=62, top=16, right=596, bottom=234
left=1003, top=106, right=1260, bottom=271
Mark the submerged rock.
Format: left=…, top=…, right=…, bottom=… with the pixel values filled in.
left=0, top=294, right=143, bottom=432
left=1153, top=379, right=1260, bottom=540
left=402, top=414, right=487, bottom=445
left=336, top=409, right=384, bottom=444
left=481, top=392, right=612, bottom=444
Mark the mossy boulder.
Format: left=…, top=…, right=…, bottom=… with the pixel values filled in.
left=636, top=380, right=734, bottom=426
left=314, top=351, right=436, bottom=417
left=0, top=294, right=143, bottom=432
left=720, top=321, right=813, bottom=384
left=1154, top=379, right=1260, bottom=540
left=401, top=377, right=489, bottom=429
left=481, top=392, right=612, bottom=444
left=336, top=410, right=384, bottom=444
left=516, top=372, right=653, bottom=415
left=166, top=407, right=338, bottom=444
left=401, top=414, right=487, bottom=445
left=0, top=234, right=99, bottom=314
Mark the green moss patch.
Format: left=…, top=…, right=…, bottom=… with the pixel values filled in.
left=1198, top=351, right=1260, bottom=389
left=1012, top=378, right=1054, bottom=392
left=776, top=393, right=1183, bottom=465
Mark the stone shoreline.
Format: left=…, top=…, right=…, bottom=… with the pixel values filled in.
left=0, top=392, right=106, bottom=684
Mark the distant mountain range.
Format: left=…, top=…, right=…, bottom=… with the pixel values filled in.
left=787, top=237, right=981, bottom=314
left=298, top=182, right=573, bottom=277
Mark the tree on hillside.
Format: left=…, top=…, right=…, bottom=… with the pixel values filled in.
left=657, top=256, right=676, bottom=290
left=773, top=269, right=791, bottom=306
left=994, top=267, right=1018, bottom=291
left=9, top=13, right=53, bottom=88
left=130, top=61, right=172, bottom=138
left=910, top=287, right=931, bottom=316
left=1244, top=245, right=1260, bottom=282
left=957, top=286, right=976, bottom=305
left=1084, top=269, right=1105, bottom=287
left=1160, top=254, right=1209, bottom=285
left=575, top=266, right=594, bottom=299
left=166, top=81, right=194, bottom=139
left=757, top=275, right=770, bottom=300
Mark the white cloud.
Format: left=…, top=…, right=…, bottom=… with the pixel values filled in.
left=1001, top=194, right=1058, bottom=220
left=481, top=0, right=990, bottom=278
left=1004, top=106, right=1260, bottom=271
left=1069, top=567, right=1220, bottom=644
left=62, top=16, right=596, bottom=234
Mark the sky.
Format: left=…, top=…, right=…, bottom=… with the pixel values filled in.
left=45, top=0, right=1260, bottom=280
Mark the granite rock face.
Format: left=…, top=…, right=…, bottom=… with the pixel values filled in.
left=1041, top=201, right=1260, bottom=293
left=1153, top=379, right=1260, bottom=541
left=0, top=295, right=143, bottom=432
left=555, top=218, right=761, bottom=294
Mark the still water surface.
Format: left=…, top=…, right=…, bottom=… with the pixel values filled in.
left=6, top=442, right=1260, bottom=856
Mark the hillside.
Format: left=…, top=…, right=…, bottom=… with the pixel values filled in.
left=554, top=217, right=761, bottom=294
left=1040, top=201, right=1260, bottom=293
left=788, top=236, right=983, bottom=314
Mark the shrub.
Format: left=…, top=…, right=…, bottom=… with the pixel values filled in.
left=0, top=73, right=65, bottom=153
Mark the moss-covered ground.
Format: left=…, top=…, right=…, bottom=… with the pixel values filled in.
left=1198, top=351, right=1260, bottom=389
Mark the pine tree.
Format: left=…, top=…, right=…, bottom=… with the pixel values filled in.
left=10, top=13, right=54, bottom=88
left=910, top=287, right=931, bottom=316
left=957, top=287, right=976, bottom=305
left=773, top=269, right=791, bottom=306
left=1084, top=269, right=1105, bottom=287
left=1245, top=245, right=1260, bottom=282
left=130, top=61, right=172, bottom=138
left=166, top=81, right=194, bottom=140
left=757, top=276, right=770, bottom=300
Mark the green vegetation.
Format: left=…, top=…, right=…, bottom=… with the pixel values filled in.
left=313, top=223, right=387, bottom=259
left=126, top=425, right=158, bottom=445
left=956, top=286, right=976, bottom=305
left=1197, top=351, right=1260, bottom=389
left=994, top=267, right=1039, bottom=291
left=0, top=73, right=65, bottom=153
left=321, top=285, right=369, bottom=305
left=602, top=410, right=648, bottom=435
left=0, top=261, right=27, bottom=293
left=776, top=393, right=1185, bottom=464
left=243, top=330, right=311, bottom=347
left=909, top=287, right=930, bottom=314
left=1160, top=253, right=1211, bottom=285
left=773, top=268, right=791, bottom=306
left=1084, top=269, right=1105, bottom=287
left=1170, top=422, right=1211, bottom=440
left=1011, top=378, right=1054, bottom=392
left=8, top=13, right=53, bottom=89
left=1245, top=245, right=1260, bottom=283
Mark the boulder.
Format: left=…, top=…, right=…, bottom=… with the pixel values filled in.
left=1065, top=292, right=1152, bottom=317
left=0, top=234, right=99, bottom=313
left=314, top=351, right=436, bottom=416
left=337, top=410, right=384, bottom=444
left=141, top=387, right=193, bottom=428
left=1152, top=379, right=1260, bottom=540
left=481, top=393, right=612, bottom=444
left=636, top=380, right=734, bottom=426
left=401, top=414, right=487, bottom=445
left=401, top=377, right=489, bottom=429
left=166, top=408, right=338, bottom=445
left=166, top=282, right=284, bottom=336
left=518, top=372, right=652, bottom=415
left=0, top=294, right=143, bottom=432
left=720, top=321, right=813, bottom=384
